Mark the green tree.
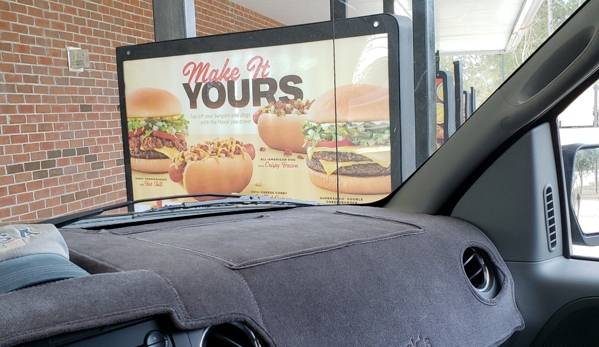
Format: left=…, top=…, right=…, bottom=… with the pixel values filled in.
left=440, top=0, right=582, bottom=107
left=574, top=148, right=599, bottom=192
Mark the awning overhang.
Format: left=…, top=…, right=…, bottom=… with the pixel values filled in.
left=228, top=0, right=541, bottom=55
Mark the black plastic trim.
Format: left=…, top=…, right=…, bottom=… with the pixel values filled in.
left=562, top=143, right=599, bottom=247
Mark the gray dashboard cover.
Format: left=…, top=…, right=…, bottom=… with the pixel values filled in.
left=0, top=206, right=523, bottom=347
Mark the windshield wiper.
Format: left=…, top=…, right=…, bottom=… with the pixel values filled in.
left=42, top=194, right=321, bottom=228
left=141, top=195, right=321, bottom=214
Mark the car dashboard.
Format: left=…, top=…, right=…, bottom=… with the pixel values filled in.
left=22, top=316, right=260, bottom=347
left=2, top=205, right=523, bottom=347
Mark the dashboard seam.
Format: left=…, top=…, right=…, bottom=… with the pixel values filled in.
left=69, top=248, right=124, bottom=272
left=233, top=270, right=266, bottom=326
left=230, top=228, right=425, bottom=269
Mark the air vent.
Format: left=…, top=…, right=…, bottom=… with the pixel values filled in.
left=200, top=322, right=261, bottom=347
left=544, top=184, right=558, bottom=251
left=462, top=247, right=502, bottom=300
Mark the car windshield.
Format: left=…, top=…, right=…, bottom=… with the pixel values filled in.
left=0, top=0, right=586, bottom=223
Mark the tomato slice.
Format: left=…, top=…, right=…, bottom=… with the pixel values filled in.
left=152, top=131, right=178, bottom=142
left=308, top=139, right=353, bottom=148
left=128, top=128, right=145, bottom=137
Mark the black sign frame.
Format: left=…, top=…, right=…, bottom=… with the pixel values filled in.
left=116, top=14, right=415, bottom=205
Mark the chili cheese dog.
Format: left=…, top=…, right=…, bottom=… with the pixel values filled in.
left=169, top=138, right=254, bottom=198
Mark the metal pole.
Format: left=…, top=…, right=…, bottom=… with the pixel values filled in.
left=593, top=84, right=599, bottom=127
left=153, top=0, right=196, bottom=41
left=594, top=160, right=597, bottom=194
left=331, top=0, right=347, bottom=20
left=453, top=60, right=463, bottom=128
left=412, top=0, right=436, bottom=166
left=501, top=54, right=505, bottom=82
left=383, top=0, right=395, bottom=14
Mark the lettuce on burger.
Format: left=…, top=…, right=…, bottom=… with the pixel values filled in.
left=126, top=87, right=189, bottom=173
left=301, top=84, right=391, bottom=194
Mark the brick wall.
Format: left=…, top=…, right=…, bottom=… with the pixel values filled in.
left=0, top=0, right=282, bottom=222
left=0, top=0, right=155, bottom=222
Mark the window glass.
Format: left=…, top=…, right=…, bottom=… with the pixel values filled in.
left=0, top=0, right=586, bottom=222
left=558, top=81, right=599, bottom=256
left=438, top=0, right=583, bottom=108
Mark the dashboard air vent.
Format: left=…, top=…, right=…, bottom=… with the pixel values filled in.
left=544, top=184, right=557, bottom=251
left=462, top=247, right=502, bottom=300
left=201, top=322, right=261, bottom=347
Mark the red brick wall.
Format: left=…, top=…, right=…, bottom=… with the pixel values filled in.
left=195, top=0, right=282, bottom=36
left=1, top=0, right=282, bottom=222
left=0, top=0, right=155, bottom=222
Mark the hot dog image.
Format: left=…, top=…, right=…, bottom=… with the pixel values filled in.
left=253, top=98, right=313, bottom=154
left=168, top=138, right=254, bottom=198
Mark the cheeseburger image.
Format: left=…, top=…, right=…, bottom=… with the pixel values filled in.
left=302, top=84, right=391, bottom=194
left=126, top=87, right=189, bottom=173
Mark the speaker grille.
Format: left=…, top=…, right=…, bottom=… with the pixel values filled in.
left=542, top=307, right=599, bottom=346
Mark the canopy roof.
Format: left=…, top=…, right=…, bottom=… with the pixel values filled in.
left=229, top=0, right=543, bottom=55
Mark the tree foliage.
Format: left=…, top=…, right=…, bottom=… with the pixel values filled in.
left=574, top=148, right=599, bottom=190
left=439, top=0, right=582, bottom=107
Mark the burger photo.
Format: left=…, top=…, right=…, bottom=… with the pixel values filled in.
left=126, top=87, right=189, bottom=173
left=436, top=103, right=445, bottom=148
left=253, top=98, right=313, bottom=153
left=301, top=84, right=391, bottom=195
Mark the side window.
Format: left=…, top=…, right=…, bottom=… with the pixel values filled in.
left=558, top=81, right=599, bottom=256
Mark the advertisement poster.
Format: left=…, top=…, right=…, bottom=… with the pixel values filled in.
left=122, top=35, right=391, bottom=209
left=436, top=77, right=445, bottom=148
left=435, top=72, right=455, bottom=148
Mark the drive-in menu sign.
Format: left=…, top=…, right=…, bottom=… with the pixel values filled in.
left=117, top=16, right=414, bottom=210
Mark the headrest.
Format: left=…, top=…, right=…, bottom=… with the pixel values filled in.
left=0, top=224, right=89, bottom=293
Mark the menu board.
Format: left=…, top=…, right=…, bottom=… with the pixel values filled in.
left=435, top=71, right=455, bottom=148
left=117, top=15, right=414, bottom=210
left=435, top=77, right=445, bottom=148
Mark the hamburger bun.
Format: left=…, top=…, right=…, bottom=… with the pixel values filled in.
left=126, top=87, right=182, bottom=119
left=131, top=157, right=172, bottom=174
left=307, top=168, right=391, bottom=195
left=307, top=84, right=389, bottom=123
left=302, top=84, right=392, bottom=195
left=126, top=87, right=187, bottom=174
left=257, top=113, right=307, bottom=153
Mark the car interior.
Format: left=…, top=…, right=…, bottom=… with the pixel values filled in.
left=2, top=1, right=599, bottom=347
left=389, top=1, right=599, bottom=345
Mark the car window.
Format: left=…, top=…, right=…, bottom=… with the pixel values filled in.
left=0, top=0, right=586, bottom=222
left=558, top=79, right=599, bottom=257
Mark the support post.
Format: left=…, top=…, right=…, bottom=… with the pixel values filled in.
left=153, top=0, right=196, bottom=41
left=470, top=87, right=477, bottom=112
left=412, top=0, right=436, bottom=165
left=453, top=60, right=463, bottom=128
left=331, top=0, right=347, bottom=20
left=593, top=84, right=599, bottom=127
left=383, top=0, right=395, bottom=14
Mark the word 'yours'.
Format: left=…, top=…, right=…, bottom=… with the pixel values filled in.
left=181, top=56, right=303, bottom=110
